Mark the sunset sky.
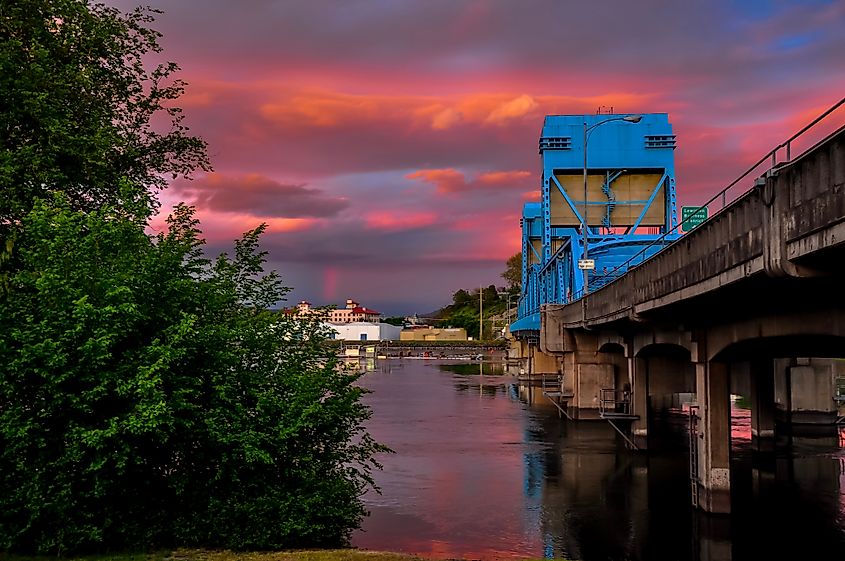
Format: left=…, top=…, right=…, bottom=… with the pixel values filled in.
left=110, top=0, right=845, bottom=315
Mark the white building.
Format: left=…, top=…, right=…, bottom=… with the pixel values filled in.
left=326, top=321, right=401, bottom=341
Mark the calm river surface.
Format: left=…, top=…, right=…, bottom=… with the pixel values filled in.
left=351, top=359, right=845, bottom=561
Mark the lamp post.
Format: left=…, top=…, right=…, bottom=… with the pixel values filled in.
left=497, top=290, right=514, bottom=336
left=581, top=114, right=642, bottom=297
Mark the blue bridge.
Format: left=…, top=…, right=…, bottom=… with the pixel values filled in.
left=512, top=113, right=680, bottom=334
left=508, top=98, right=845, bottom=516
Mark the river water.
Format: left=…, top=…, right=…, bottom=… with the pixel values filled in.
left=351, top=359, right=845, bottom=561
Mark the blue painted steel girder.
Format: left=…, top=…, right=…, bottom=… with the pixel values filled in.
left=511, top=113, right=680, bottom=335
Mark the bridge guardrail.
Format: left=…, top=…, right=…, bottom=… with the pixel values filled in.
left=571, top=96, right=845, bottom=301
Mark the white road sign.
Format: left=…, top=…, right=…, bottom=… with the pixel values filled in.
left=578, top=259, right=595, bottom=270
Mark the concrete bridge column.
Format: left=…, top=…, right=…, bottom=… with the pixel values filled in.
left=533, top=347, right=560, bottom=374
left=789, top=359, right=837, bottom=426
left=629, top=356, right=649, bottom=449
left=775, top=358, right=838, bottom=428
left=695, top=359, right=731, bottom=514
left=750, top=358, right=775, bottom=452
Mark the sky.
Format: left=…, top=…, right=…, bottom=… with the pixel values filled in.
left=109, top=0, right=845, bottom=315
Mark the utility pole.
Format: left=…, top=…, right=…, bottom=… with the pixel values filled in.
left=479, top=286, right=483, bottom=340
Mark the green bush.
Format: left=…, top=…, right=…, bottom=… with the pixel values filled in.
left=0, top=199, right=386, bottom=553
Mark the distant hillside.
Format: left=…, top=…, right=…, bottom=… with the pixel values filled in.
left=431, top=285, right=517, bottom=340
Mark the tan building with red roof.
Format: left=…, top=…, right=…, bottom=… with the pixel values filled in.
left=291, top=299, right=381, bottom=323
left=328, top=299, right=381, bottom=323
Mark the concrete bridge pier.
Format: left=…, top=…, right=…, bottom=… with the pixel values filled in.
left=629, top=356, right=649, bottom=449
left=533, top=346, right=560, bottom=376
left=539, top=328, right=627, bottom=420
left=694, top=356, right=732, bottom=514
left=775, top=358, right=840, bottom=430
left=693, top=512, right=733, bottom=561
left=511, top=339, right=560, bottom=378
left=749, top=358, right=776, bottom=453
left=556, top=351, right=614, bottom=419
left=627, top=340, right=696, bottom=451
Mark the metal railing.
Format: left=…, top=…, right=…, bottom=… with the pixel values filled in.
left=572, top=96, right=845, bottom=300
left=599, top=388, right=632, bottom=417
left=515, top=96, right=845, bottom=316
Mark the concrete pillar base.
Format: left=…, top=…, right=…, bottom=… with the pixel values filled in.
left=696, top=472, right=731, bottom=515
left=694, top=511, right=733, bottom=561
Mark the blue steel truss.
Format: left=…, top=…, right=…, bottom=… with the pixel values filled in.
left=511, top=113, right=680, bottom=334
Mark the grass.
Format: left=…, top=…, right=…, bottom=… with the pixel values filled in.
left=0, top=548, right=566, bottom=561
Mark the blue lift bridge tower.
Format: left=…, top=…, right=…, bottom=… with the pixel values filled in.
left=511, top=113, right=679, bottom=335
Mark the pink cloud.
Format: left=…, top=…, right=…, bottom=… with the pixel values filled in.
left=484, top=94, right=539, bottom=125
left=406, top=168, right=532, bottom=194
left=365, top=211, right=439, bottom=231
left=110, top=0, right=845, bottom=316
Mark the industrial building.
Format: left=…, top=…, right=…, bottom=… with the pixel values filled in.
left=400, top=326, right=468, bottom=342
left=327, top=322, right=401, bottom=341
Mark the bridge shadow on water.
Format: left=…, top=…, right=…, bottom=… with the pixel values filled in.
left=353, top=360, right=845, bottom=561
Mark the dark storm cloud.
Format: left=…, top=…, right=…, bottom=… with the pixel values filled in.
left=173, top=173, right=349, bottom=218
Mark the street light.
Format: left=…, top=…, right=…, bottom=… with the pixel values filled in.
left=581, top=114, right=642, bottom=297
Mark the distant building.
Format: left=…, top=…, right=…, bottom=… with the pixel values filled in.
left=291, top=300, right=320, bottom=316
left=328, top=322, right=401, bottom=341
left=400, top=326, right=468, bottom=341
left=327, top=299, right=381, bottom=323
left=289, top=298, right=381, bottom=323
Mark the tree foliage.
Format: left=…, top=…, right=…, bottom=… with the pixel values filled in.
left=501, top=252, right=522, bottom=292
left=0, top=0, right=209, bottom=223
left=452, top=289, right=472, bottom=306
left=0, top=1, right=385, bottom=554
left=437, top=286, right=508, bottom=340
left=436, top=255, right=525, bottom=337
left=0, top=199, right=385, bottom=552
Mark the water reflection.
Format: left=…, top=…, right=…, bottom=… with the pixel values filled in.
left=353, top=360, right=845, bottom=560
left=439, top=361, right=506, bottom=376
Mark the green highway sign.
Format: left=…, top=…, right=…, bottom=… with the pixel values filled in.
left=681, top=206, right=708, bottom=233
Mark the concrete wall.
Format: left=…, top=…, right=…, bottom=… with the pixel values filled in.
left=773, top=358, right=841, bottom=424
left=574, top=363, right=615, bottom=413
left=400, top=327, right=467, bottom=341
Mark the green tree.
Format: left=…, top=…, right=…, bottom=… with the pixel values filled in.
left=0, top=199, right=386, bottom=553
left=502, top=252, right=522, bottom=292
left=0, top=0, right=209, bottom=223
left=0, top=1, right=385, bottom=553
left=482, top=284, right=499, bottom=303
left=452, top=288, right=472, bottom=306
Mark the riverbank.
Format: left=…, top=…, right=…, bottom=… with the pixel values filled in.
left=325, top=340, right=508, bottom=350
left=0, top=549, right=560, bottom=561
